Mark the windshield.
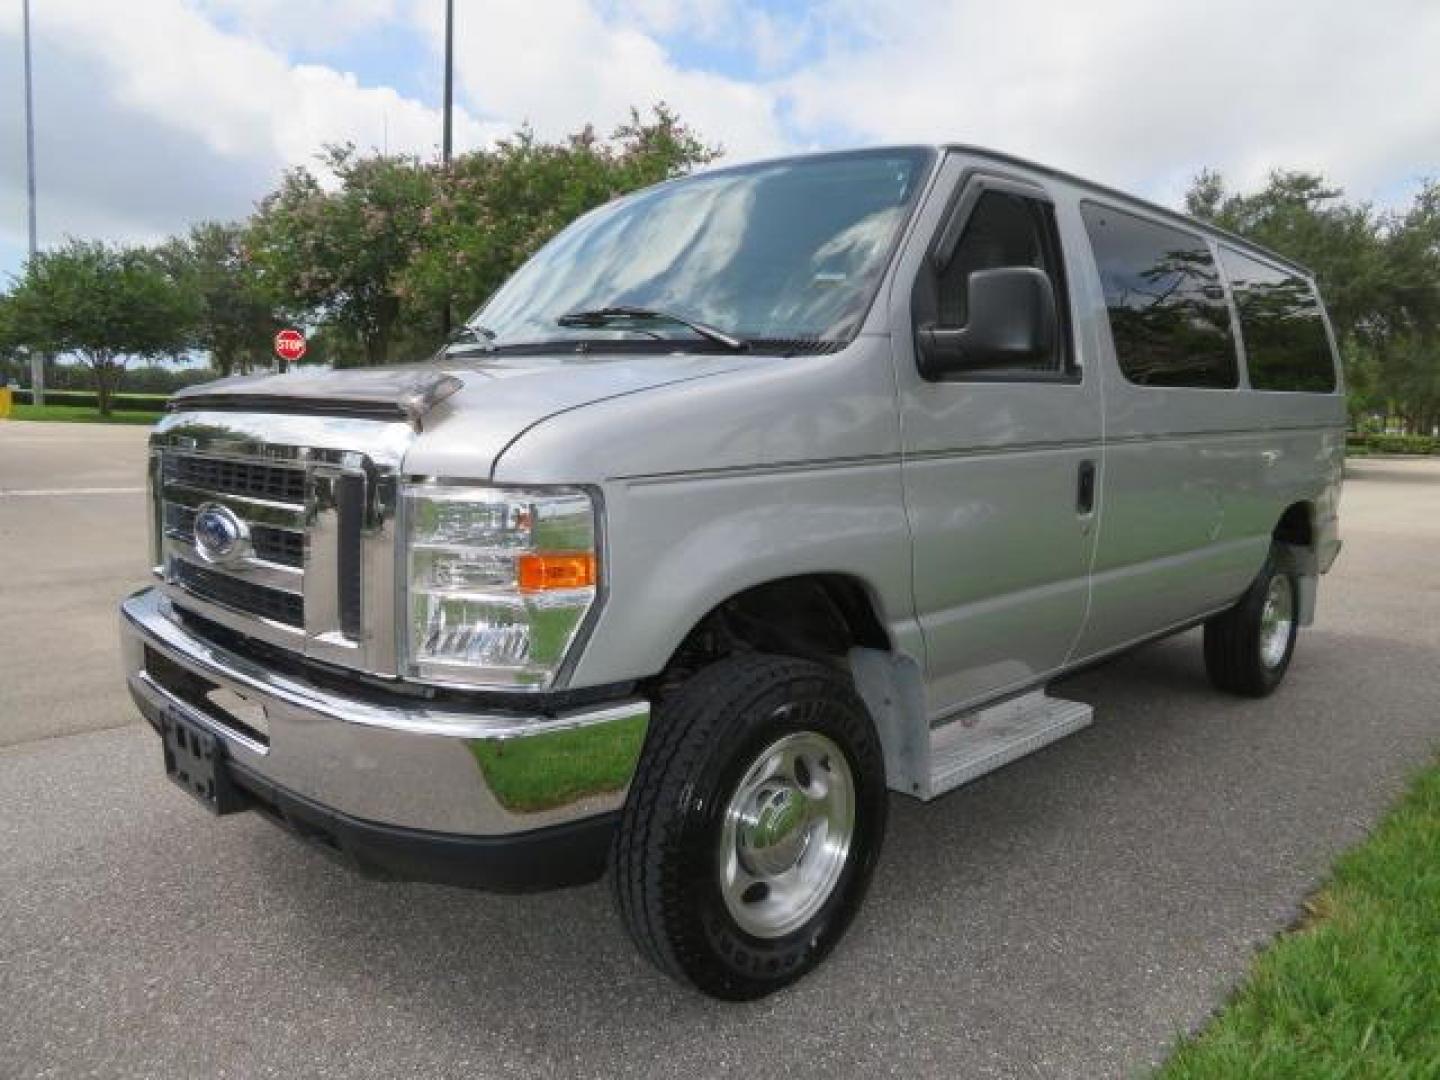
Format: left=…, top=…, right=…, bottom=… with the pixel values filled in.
left=467, top=149, right=933, bottom=350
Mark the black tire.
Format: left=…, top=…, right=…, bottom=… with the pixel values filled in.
left=610, top=653, right=887, bottom=1000
left=1203, top=550, right=1299, bottom=697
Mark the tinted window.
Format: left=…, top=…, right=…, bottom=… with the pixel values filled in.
left=1081, top=203, right=1237, bottom=388
left=1219, top=248, right=1336, bottom=392
left=921, top=188, right=1068, bottom=374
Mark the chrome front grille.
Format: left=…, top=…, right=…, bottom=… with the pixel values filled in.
left=170, top=454, right=307, bottom=504
left=160, top=451, right=308, bottom=634
left=150, top=412, right=413, bottom=677
left=173, top=559, right=305, bottom=628
left=165, top=504, right=305, bottom=569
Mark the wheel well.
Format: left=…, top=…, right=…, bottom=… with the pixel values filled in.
left=1274, top=502, right=1314, bottom=548
left=655, top=575, right=891, bottom=689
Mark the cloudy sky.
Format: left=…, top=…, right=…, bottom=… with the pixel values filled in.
left=3, top=0, right=1438, bottom=283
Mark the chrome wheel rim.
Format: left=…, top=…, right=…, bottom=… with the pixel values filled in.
left=718, top=728, right=855, bottom=940
left=1259, top=575, right=1294, bottom=669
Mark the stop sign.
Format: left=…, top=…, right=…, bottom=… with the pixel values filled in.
left=274, top=328, right=307, bottom=362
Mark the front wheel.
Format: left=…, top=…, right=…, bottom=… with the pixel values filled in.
left=1203, top=551, right=1299, bottom=697
left=610, top=653, right=887, bottom=1000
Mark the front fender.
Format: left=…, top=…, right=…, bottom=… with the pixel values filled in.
left=566, top=462, right=921, bottom=687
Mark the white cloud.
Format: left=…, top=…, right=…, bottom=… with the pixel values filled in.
left=192, top=0, right=401, bottom=50
left=0, top=0, right=498, bottom=261
left=2, top=0, right=1438, bottom=286
left=605, top=0, right=736, bottom=41
left=778, top=0, right=1440, bottom=206
left=417, top=0, right=1440, bottom=203
left=416, top=0, right=789, bottom=161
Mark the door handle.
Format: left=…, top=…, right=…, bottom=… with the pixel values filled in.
left=1076, top=460, right=1096, bottom=515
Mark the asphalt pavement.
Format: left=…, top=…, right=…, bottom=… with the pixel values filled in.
left=2, top=420, right=1438, bottom=1079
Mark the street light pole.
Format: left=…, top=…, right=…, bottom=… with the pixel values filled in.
left=22, top=0, right=46, bottom=405
left=443, top=0, right=454, bottom=164
left=440, top=0, right=454, bottom=337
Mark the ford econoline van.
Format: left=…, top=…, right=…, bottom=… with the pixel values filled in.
left=120, top=145, right=1343, bottom=999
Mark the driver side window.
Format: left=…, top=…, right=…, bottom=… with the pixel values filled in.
left=924, top=187, right=1070, bottom=375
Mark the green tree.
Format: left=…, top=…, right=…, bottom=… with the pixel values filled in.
left=162, top=222, right=280, bottom=377
left=4, top=240, right=198, bottom=415
left=399, top=104, right=719, bottom=323
left=1385, top=180, right=1440, bottom=338
left=0, top=294, right=21, bottom=384
left=247, top=145, right=438, bottom=366
left=241, top=105, right=714, bottom=368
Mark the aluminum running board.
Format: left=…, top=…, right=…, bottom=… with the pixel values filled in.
left=923, top=690, right=1093, bottom=799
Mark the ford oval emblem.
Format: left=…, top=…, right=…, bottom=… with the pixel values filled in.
left=193, top=503, right=248, bottom=564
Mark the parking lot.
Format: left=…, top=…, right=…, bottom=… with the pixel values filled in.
left=2, top=420, right=1438, bottom=1079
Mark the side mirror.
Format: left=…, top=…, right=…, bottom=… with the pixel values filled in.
left=918, top=266, right=1057, bottom=377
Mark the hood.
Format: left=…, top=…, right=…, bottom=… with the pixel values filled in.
left=170, top=352, right=751, bottom=478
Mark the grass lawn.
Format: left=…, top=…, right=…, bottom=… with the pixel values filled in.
left=5, top=403, right=162, bottom=425
left=1159, top=757, right=1440, bottom=1077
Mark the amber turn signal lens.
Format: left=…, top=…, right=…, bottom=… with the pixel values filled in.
left=516, top=552, right=597, bottom=592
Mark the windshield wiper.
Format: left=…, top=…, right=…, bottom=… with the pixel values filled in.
left=444, top=323, right=498, bottom=352
left=556, top=306, right=749, bottom=351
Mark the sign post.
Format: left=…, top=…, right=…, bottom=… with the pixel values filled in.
left=274, top=329, right=307, bottom=368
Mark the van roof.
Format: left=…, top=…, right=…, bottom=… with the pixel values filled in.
left=942, top=144, right=1314, bottom=278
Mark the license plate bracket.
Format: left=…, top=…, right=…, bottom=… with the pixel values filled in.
left=161, top=709, right=251, bottom=815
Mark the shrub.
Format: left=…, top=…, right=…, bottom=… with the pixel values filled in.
left=10, top=389, right=170, bottom=412
left=1352, top=434, right=1439, bottom=455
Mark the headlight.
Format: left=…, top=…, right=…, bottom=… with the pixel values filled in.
left=403, top=483, right=599, bottom=688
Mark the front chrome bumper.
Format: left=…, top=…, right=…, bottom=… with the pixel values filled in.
left=120, top=588, right=650, bottom=838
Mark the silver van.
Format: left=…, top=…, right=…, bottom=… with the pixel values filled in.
left=119, top=145, right=1344, bottom=999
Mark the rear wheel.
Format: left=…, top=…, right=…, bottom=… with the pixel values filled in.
left=1203, top=551, right=1298, bottom=697
left=610, top=653, right=887, bottom=1000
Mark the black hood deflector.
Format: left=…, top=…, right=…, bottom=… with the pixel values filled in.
left=171, top=367, right=463, bottom=428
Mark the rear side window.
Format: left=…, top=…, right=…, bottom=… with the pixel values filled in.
left=1219, top=248, right=1336, bottom=393
left=1080, top=202, right=1237, bottom=388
